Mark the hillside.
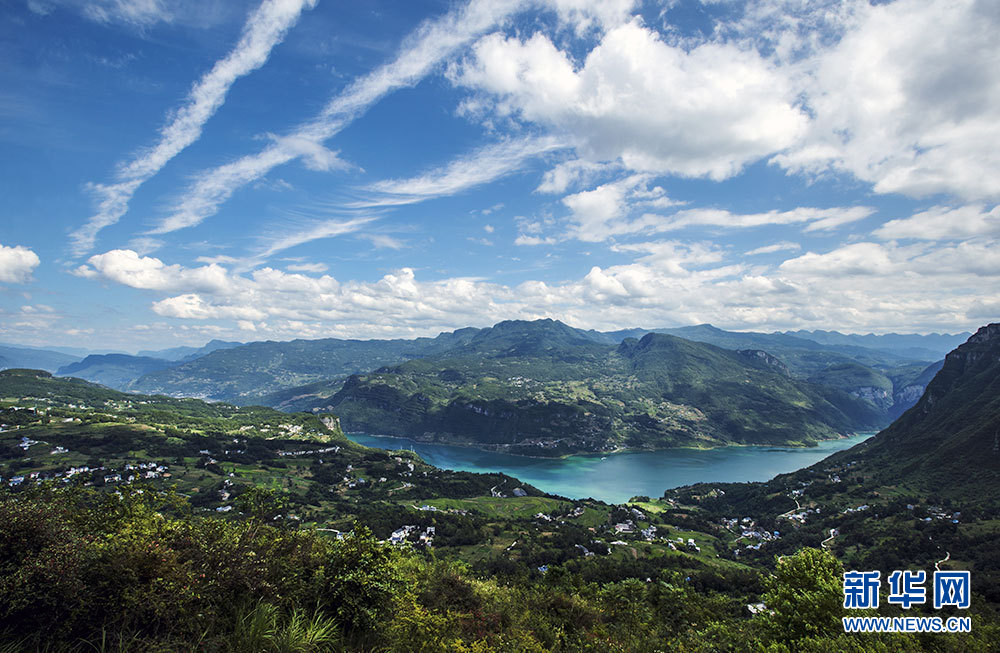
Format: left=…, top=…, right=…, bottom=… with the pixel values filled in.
left=600, top=324, right=939, bottom=418
left=660, top=324, right=1000, bottom=602
left=323, top=320, right=884, bottom=455
left=119, top=322, right=940, bottom=424
left=4, top=342, right=1000, bottom=651
left=828, top=323, right=1000, bottom=492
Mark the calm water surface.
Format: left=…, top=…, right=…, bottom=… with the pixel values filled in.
left=347, top=432, right=874, bottom=504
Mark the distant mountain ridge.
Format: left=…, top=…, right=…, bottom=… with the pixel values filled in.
left=782, top=328, right=970, bottom=361
left=130, top=329, right=483, bottom=402
left=321, top=320, right=885, bottom=455
left=117, top=321, right=949, bottom=417
left=137, top=339, right=242, bottom=362
left=57, top=354, right=176, bottom=391
left=0, top=345, right=80, bottom=373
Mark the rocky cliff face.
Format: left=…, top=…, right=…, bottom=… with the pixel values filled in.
left=838, top=323, right=1000, bottom=495
left=736, top=349, right=791, bottom=376
left=920, top=323, right=1000, bottom=413
left=849, top=386, right=894, bottom=411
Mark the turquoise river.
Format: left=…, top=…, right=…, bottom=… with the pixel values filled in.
left=347, top=432, right=874, bottom=504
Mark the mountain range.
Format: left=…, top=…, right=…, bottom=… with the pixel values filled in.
left=3, top=321, right=970, bottom=454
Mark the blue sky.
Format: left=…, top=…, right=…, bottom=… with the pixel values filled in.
left=1, top=0, right=998, bottom=351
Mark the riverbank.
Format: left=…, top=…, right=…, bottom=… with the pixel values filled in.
left=345, top=430, right=870, bottom=461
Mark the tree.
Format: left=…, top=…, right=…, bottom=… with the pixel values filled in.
left=761, top=548, right=844, bottom=643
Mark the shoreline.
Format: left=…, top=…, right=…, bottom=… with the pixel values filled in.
left=346, top=430, right=877, bottom=462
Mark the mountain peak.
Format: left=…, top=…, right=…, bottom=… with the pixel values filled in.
left=968, top=323, right=1000, bottom=345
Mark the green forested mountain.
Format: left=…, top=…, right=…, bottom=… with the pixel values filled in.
left=122, top=322, right=941, bottom=423
left=666, top=324, right=1000, bottom=604
left=324, top=320, right=884, bottom=454
left=828, top=323, right=1000, bottom=493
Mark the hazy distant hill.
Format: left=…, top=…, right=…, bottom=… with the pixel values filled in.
left=131, top=328, right=483, bottom=402
left=782, top=328, right=970, bottom=361
left=56, top=354, right=177, bottom=391
left=137, top=339, right=242, bottom=362
left=324, top=319, right=884, bottom=455
left=0, top=345, right=80, bottom=373
left=603, top=324, right=920, bottom=373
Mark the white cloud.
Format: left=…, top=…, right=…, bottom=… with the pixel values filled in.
left=154, top=0, right=533, bottom=235
left=546, top=0, right=637, bottom=34
left=745, top=241, right=801, bottom=256
left=655, top=206, right=874, bottom=233
left=285, top=262, right=327, bottom=273
left=71, top=0, right=317, bottom=255
left=82, top=0, right=173, bottom=26
left=874, top=205, right=1000, bottom=241
left=77, top=237, right=1000, bottom=338
left=258, top=217, right=377, bottom=258
left=127, top=236, right=164, bottom=255
left=0, top=244, right=41, bottom=283
left=774, top=0, right=1000, bottom=201
left=561, top=174, right=679, bottom=241
left=778, top=242, right=896, bottom=277
left=536, top=159, right=615, bottom=194
left=80, top=249, right=234, bottom=294
left=454, top=21, right=808, bottom=180
left=514, top=234, right=558, bottom=246
left=357, top=234, right=406, bottom=250
left=358, top=135, right=566, bottom=207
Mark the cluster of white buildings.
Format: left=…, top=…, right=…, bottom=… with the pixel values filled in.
left=388, top=524, right=436, bottom=547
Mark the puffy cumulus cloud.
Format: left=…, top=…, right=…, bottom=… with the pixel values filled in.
left=560, top=175, right=679, bottom=241
left=775, top=0, right=1000, bottom=201
left=78, top=241, right=1000, bottom=339
left=778, top=242, right=896, bottom=277
left=152, top=294, right=268, bottom=321
left=453, top=21, right=808, bottom=180
left=874, top=205, right=1000, bottom=241
left=536, top=159, right=615, bottom=194
left=0, top=244, right=41, bottom=284
left=79, top=249, right=234, bottom=294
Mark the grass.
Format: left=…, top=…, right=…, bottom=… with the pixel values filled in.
left=416, top=496, right=570, bottom=518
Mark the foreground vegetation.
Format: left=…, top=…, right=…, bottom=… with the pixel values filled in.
left=5, top=485, right=999, bottom=652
